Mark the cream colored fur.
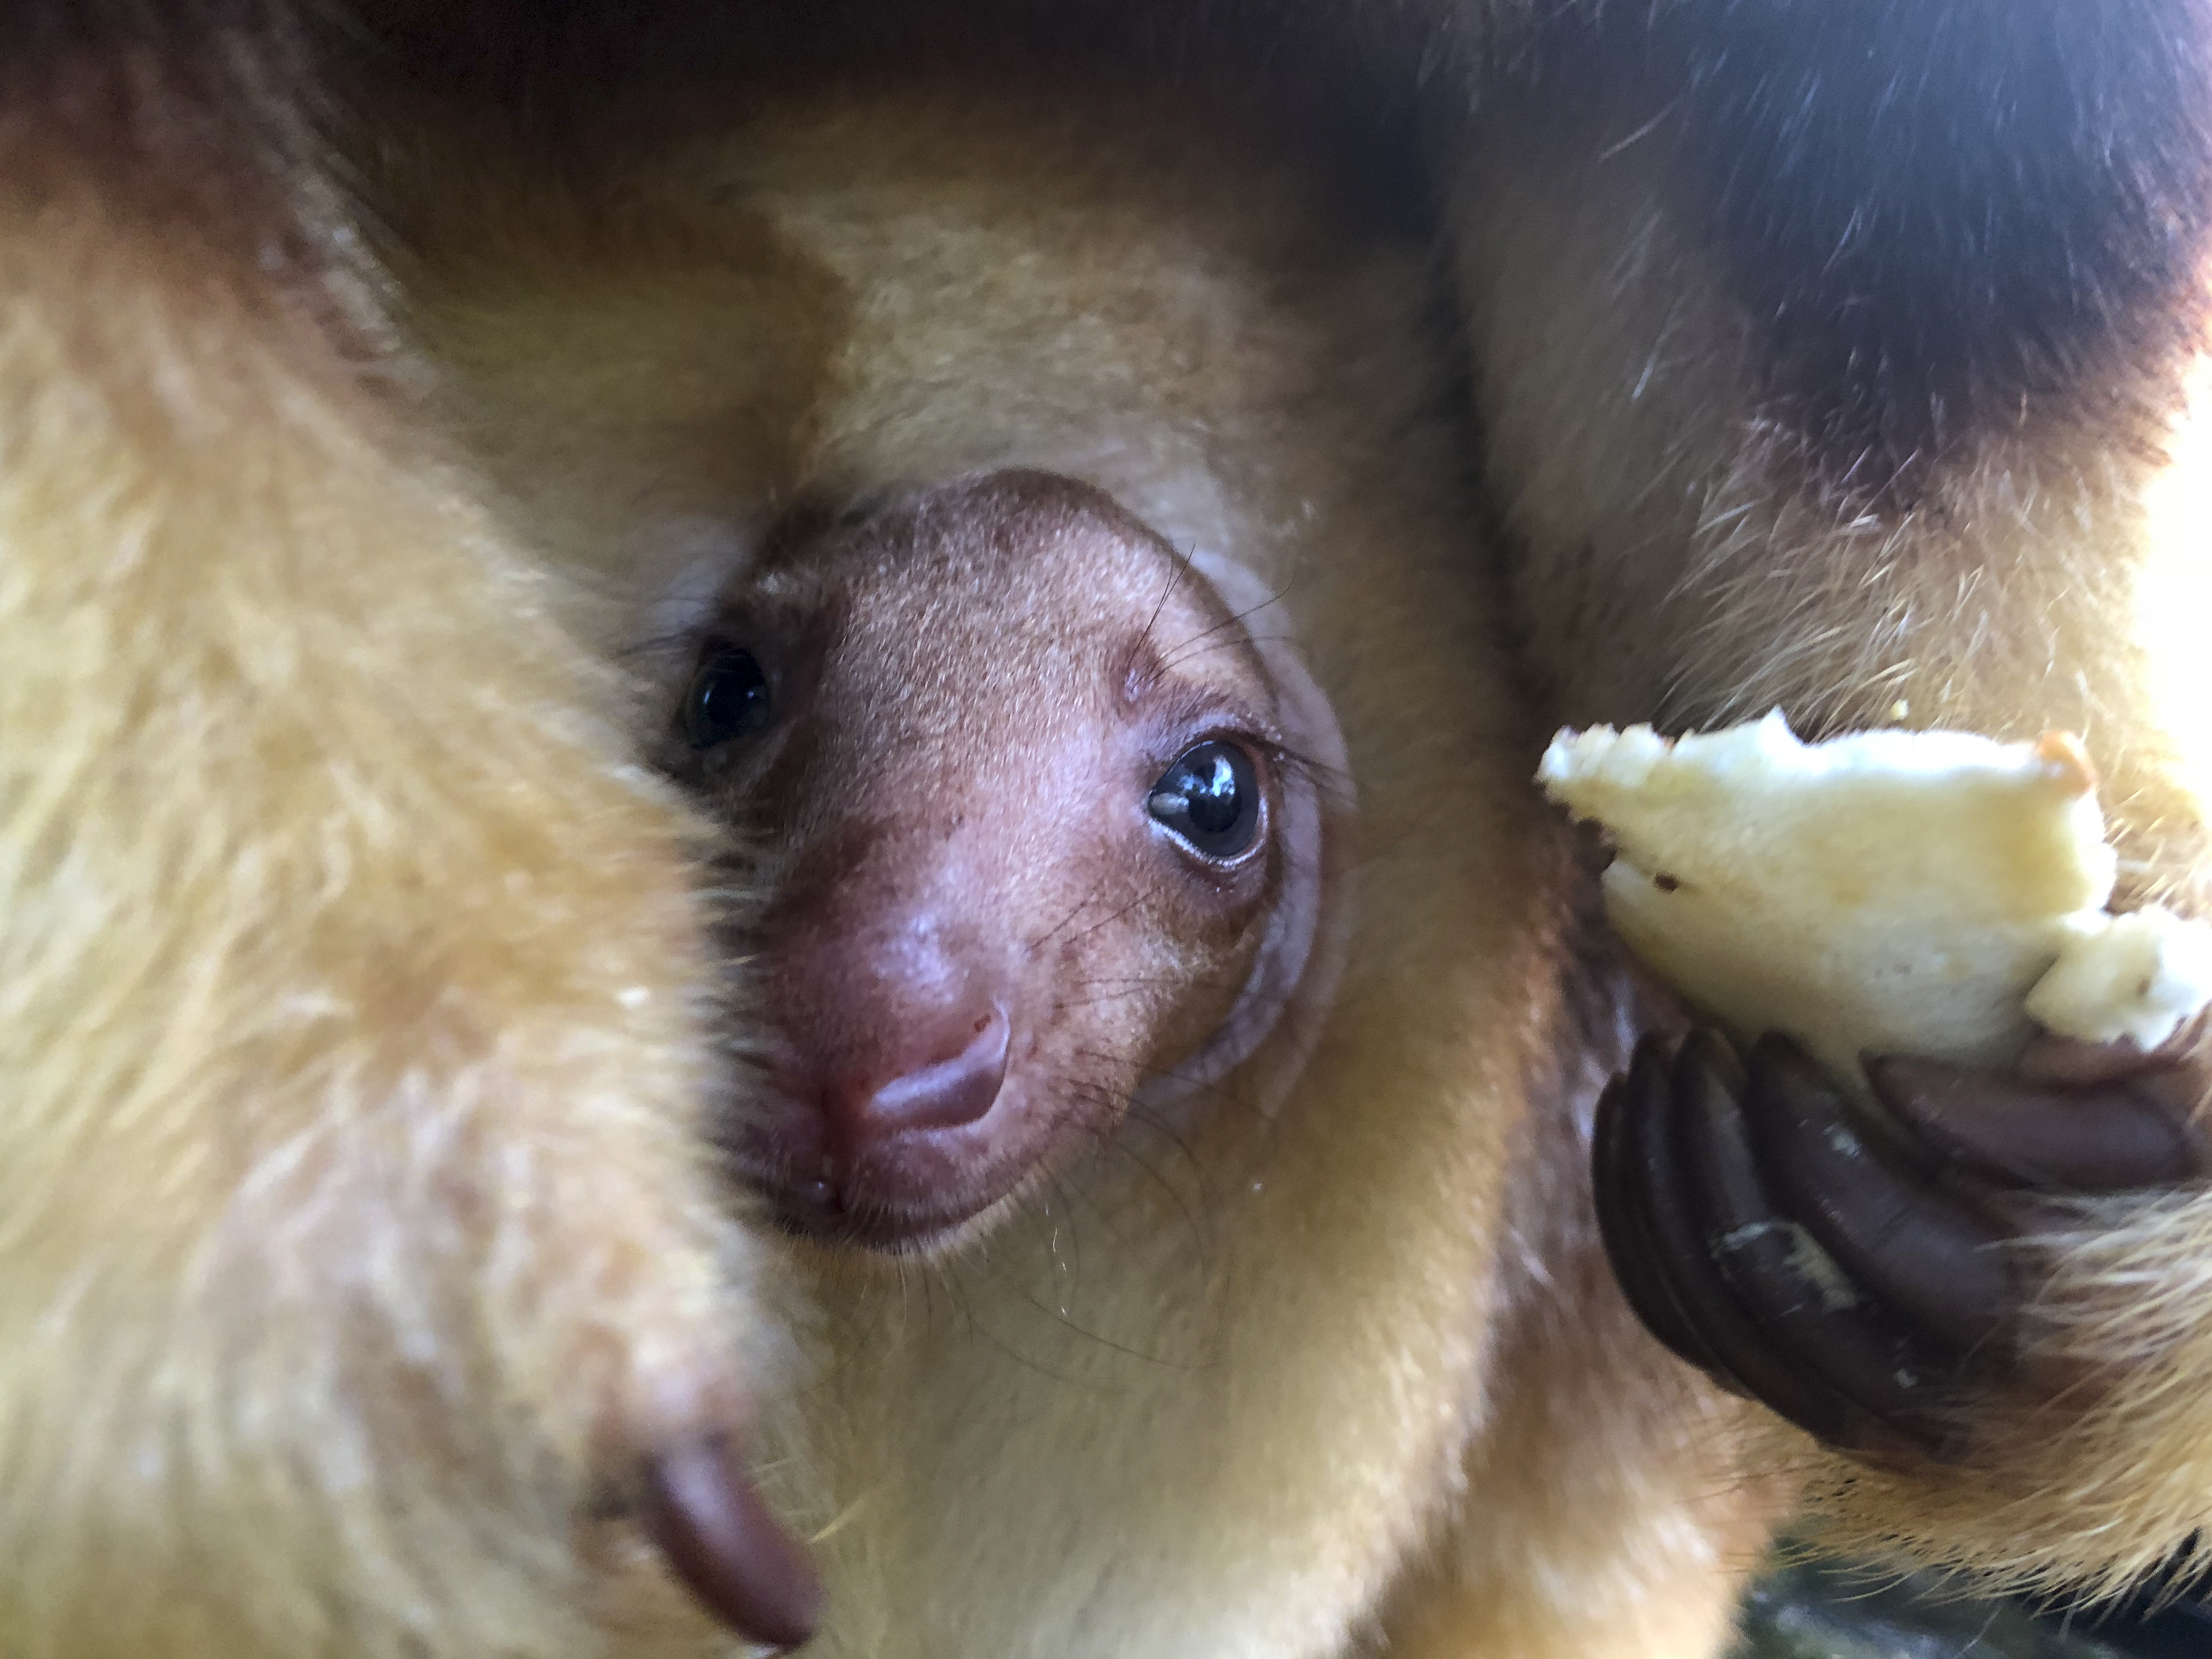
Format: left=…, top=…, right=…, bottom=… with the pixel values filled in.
left=390, top=88, right=1776, bottom=1658
left=1452, top=79, right=2212, bottom=1597
left=18, top=6, right=2212, bottom=1655
left=0, top=156, right=769, bottom=1659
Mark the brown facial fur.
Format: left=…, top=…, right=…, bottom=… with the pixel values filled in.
left=664, top=470, right=1347, bottom=1250
left=20, top=3, right=2212, bottom=1657
left=397, top=81, right=1765, bottom=1659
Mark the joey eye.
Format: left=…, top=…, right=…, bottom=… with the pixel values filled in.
left=682, top=644, right=772, bottom=751
left=1147, top=740, right=1261, bottom=860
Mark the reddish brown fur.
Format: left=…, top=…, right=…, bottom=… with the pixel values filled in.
left=10, top=3, right=2212, bottom=1656
left=385, top=75, right=1773, bottom=1659
left=674, top=472, right=1338, bottom=1249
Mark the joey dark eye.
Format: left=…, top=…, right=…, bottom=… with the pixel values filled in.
left=1147, top=740, right=1261, bottom=860
left=682, top=644, right=772, bottom=751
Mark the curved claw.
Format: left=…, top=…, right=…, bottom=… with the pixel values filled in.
left=638, top=1435, right=822, bottom=1651
left=1592, top=1016, right=2212, bottom=1466
left=1671, top=1032, right=1960, bottom=1452
left=1593, top=1037, right=1741, bottom=1385
left=1592, top=1011, right=2212, bottom=1466
left=1866, top=1053, right=2208, bottom=1192
left=1744, top=1036, right=2017, bottom=1367
left=1606, top=1032, right=1867, bottom=1443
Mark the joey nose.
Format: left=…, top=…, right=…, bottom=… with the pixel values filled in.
left=844, top=1005, right=1009, bottom=1136
left=759, top=887, right=1015, bottom=1170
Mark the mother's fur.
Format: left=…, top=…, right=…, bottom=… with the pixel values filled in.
left=6, top=4, right=2212, bottom=1657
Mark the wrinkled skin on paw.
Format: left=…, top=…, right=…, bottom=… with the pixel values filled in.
left=1593, top=1023, right=2211, bottom=1460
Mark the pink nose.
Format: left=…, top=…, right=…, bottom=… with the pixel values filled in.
left=750, top=879, right=1018, bottom=1235
left=760, top=1003, right=1011, bottom=1242
left=833, top=1006, right=1009, bottom=1137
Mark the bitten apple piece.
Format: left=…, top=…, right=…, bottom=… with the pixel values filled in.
left=1537, top=712, right=2212, bottom=1084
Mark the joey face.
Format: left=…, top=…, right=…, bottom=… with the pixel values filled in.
left=658, top=470, right=1346, bottom=1251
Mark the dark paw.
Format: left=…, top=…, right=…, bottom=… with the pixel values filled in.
left=1592, top=1027, right=2209, bottom=1458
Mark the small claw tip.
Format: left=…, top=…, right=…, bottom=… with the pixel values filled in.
left=639, top=1435, right=822, bottom=1650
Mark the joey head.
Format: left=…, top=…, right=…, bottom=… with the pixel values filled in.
left=656, top=469, right=1348, bottom=1252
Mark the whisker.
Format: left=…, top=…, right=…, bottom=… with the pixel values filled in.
left=942, top=1267, right=1110, bottom=1392
left=1070, top=1047, right=1259, bottom=1115
left=1028, top=879, right=1111, bottom=954
left=1056, top=892, right=1151, bottom=949
left=1119, top=1097, right=1209, bottom=1187
left=1158, top=565, right=1310, bottom=676
left=1065, top=1091, right=1213, bottom=1266
left=1051, top=976, right=1243, bottom=1012
left=1154, top=601, right=1274, bottom=673
left=1124, top=539, right=1203, bottom=693
left=617, top=628, right=705, bottom=662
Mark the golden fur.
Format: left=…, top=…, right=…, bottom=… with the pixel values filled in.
left=0, top=50, right=760, bottom=1659
left=1451, top=73, right=2212, bottom=1598
left=391, top=85, right=1776, bottom=1658
left=7, top=5, right=2212, bottom=1656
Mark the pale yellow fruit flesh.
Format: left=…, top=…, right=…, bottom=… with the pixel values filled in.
left=1537, top=712, right=2212, bottom=1086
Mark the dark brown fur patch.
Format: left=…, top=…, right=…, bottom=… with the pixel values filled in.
left=1519, top=0, right=2212, bottom=496
left=0, top=1, right=407, bottom=381
left=1683, top=0, right=2212, bottom=487
left=0, top=5, right=313, bottom=241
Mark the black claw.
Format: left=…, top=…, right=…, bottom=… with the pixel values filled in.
left=1744, top=1035, right=2017, bottom=1367
left=1593, top=1039, right=1744, bottom=1387
left=1867, top=1054, right=2205, bottom=1192
left=1670, top=1033, right=1957, bottom=1452
left=1615, top=1031, right=1863, bottom=1444
left=1594, top=1017, right=2212, bottom=1467
left=638, top=1435, right=822, bottom=1651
